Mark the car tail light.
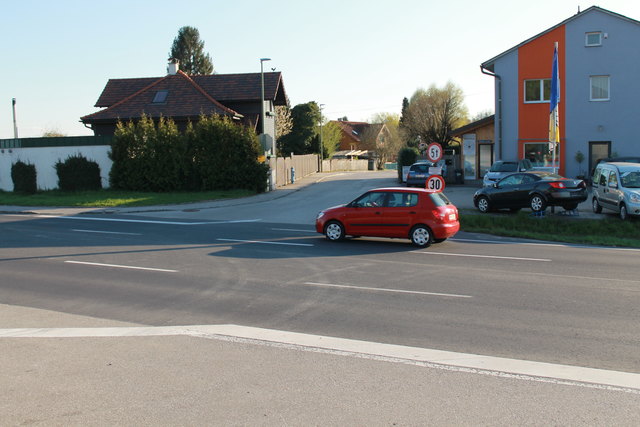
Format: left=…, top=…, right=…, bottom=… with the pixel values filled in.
left=432, top=207, right=457, bottom=222
left=549, top=181, right=566, bottom=189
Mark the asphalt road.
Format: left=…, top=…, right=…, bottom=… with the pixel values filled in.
left=1, top=170, right=639, bottom=425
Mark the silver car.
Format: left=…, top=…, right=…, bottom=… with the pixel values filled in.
left=591, top=162, right=640, bottom=220
left=482, top=159, right=533, bottom=187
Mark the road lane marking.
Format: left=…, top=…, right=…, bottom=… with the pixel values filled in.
left=1, top=324, right=638, bottom=393
left=451, top=237, right=640, bottom=253
left=217, top=238, right=313, bottom=247
left=7, top=214, right=261, bottom=226
left=72, top=229, right=142, bottom=236
left=64, top=260, right=178, bottom=272
left=418, top=252, right=551, bottom=262
left=271, top=228, right=317, bottom=234
left=303, top=282, right=472, bottom=298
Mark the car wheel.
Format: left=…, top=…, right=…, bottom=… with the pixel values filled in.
left=410, top=225, right=432, bottom=248
left=619, top=203, right=628, bottom=221
left=563, top=203, right=578, bottom=211
left=592, top=198, right=602, bottom=213
left=477, top=196, right=491, bottom=213
left=530, top=194, right=547, bottom=212
left=324, top=221, right=345, bottom=241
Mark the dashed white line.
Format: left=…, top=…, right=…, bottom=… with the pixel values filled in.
left=303, top=282, right=472, bottom=298
left=418, top=252, right=551, bottom=262
left=72, top=229, right=142, bottom=236
left=217, top=238, right=313, bottom=247
left=64, top=260, right=178, bottom=272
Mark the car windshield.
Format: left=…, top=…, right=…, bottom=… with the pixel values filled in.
left=411, top=163, right=433, bottom=173
left=621, top=171, right=640, bottom=188
left=429, top=192, right=452, bottom=207
left=490, top=162, right=518, bottom=172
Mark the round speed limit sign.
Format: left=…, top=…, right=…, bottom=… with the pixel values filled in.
left=426, top=143, right=443, bottom=162
left=425, top=174, right=445, bottom=193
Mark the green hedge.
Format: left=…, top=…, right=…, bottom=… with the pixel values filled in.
left=110, top=115, right=267, bottom=193
left=55, top=154, right=102, bottom=191
left=11, top=161, right=37, bottom=194
left=397, top=147, right=419, bottom=182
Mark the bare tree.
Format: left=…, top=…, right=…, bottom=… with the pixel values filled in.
left=275, top=105, right=293, bottom=140
left=360, top=113, right=404, bottom=168
left=403, top=82, right=469, bottom=149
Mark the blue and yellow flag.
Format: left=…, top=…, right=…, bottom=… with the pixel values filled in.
left=549, top=43, right=560, bottom=147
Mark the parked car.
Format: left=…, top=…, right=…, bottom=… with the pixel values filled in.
left=482, top=159, right=533, bottom=187
left=589, top=156, right=640, bottom=182
left=406, top=161, right=446, bottom=187
left=316, top=187, right=459, bottom=247
left=474, top=171, right=587, bottom=213
left=591, top=162, right=640, bottom=220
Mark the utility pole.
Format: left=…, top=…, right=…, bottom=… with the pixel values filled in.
left=12, top=98, right=19, bottom=138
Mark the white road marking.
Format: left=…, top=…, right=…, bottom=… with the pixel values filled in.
left=217, top=238, right=313, bottom=247
left=418, top=252, right=551, bottom=262
left=271, top=228, right=317, bottom=234
left=72, top=229, right=142, bottom=236
left=64, top=260, right=178, bottom=272
left=303, top=282, right=472, bottom=298
left=7, top=214, right=261, bottom=226
left=1, top=324, right=638, bottom=393
left=451, top=237, right=640, bottom=252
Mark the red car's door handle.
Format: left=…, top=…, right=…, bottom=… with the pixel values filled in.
left=409, top=211, right=417, bottom=214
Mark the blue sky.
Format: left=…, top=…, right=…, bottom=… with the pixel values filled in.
left=2, top=0, right=640, bottom=138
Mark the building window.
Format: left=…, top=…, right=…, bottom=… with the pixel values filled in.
left=585, top=32, right=602, bottom=46
left=524, top=79, right=551, bottom=103
left=152, top=90, right=168, bottom=104
left=590, top=76, right=610, bottom=101
left=524, top=142, right=559, bottom=169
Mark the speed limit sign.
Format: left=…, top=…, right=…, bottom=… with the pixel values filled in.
left=425, top=174, right=445, bottom=193
left=426, top=143, right=443, bottom=162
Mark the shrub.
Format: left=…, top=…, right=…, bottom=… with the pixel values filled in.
left=55, top=154, right=102, bottom=191
left=11, top=161, right=37, bottom=194
left=397, top=147, right=419, bottom=182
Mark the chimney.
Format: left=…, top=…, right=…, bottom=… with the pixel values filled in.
left=167, top=58, right=179, bottom=75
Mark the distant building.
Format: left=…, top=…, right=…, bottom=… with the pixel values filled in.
left=481, top=6, right=640, bottom=178
left=81, top=60, right=288, bottom=152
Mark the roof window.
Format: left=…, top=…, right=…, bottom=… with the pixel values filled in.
left=152, top=90, right=168, bottom=104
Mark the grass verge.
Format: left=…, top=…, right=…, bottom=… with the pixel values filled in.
left=0, top=189, right=255, bottom=208
left=460, top=211, right=640, bottom=248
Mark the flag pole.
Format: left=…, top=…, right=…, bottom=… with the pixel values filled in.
left=550, top=42, right=559, bottom=174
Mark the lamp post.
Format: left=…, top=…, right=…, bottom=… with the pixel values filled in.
left=319, top=103, right=325, bottom=172
left=260, top=58, right=273, bottom=190
left=12, top=98, right=18, bottom=139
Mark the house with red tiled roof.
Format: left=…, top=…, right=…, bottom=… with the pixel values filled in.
left=331, top=120, right=389, bottom=158
left=81, top=60, right=288, bottom=150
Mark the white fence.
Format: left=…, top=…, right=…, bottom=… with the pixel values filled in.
left=0, top=137, right=112, bottom=192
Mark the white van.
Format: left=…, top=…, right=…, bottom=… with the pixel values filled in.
left=591, top=162, right=640, bottom=220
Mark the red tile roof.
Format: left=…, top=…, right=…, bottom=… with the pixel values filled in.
left=81, top=71, right=241, bottom=123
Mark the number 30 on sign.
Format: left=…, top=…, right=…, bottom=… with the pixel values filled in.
left=425, top=175, right=445, bottom=193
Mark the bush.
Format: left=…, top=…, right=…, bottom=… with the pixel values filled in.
left=397, top=147, right=419, bottom=182
left=11, top=161, right=37, bottom=194
left=55, top=154, right=102, bottom=191
left=110, top=114, right=268, bottom=193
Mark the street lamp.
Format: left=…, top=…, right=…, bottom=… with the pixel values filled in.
left=260, top=58, right=274, bottom=190
left=319, top=103, right=325, bottom=172
left=260, top=58, right=271, bottom=154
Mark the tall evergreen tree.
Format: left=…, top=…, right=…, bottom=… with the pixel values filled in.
left=169, top=26, right=214, bottom=75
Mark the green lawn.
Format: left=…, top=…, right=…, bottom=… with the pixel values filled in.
left=0, top=189, right=255, bottom=208
left=460, top=211, right=640, bottom=248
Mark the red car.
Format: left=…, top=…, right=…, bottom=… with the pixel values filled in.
left=315, top=187, right=460, bottom=247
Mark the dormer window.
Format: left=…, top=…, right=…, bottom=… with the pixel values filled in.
left=152, top=90, right=168, bottom=104
left=585, top=32, right=602, bottom=46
